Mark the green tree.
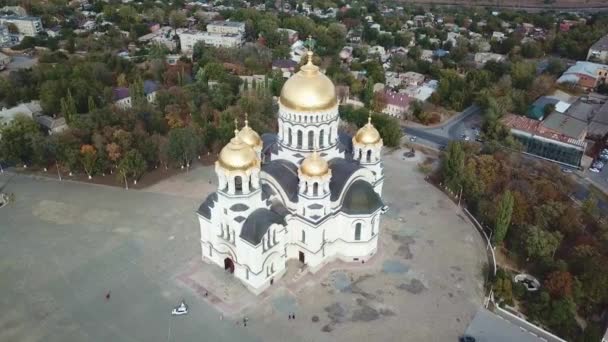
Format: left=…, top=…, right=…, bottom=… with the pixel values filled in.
left=60, top=89, right=77, bottom=124
left=442, top=142, right=466, bottom=193
left=129, top=77, right=145, bottom=108
left=493, top=190, right=514, bottom=244
left=168, top=127, right=201, bottom=168
left=117, top=149, right=146, bottom=188
left=524, top=225, right=563, bottom=259
left=0, top=115, right=43, bottom=165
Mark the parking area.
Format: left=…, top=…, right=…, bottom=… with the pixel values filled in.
left=0, top=148, right=487, bottom=342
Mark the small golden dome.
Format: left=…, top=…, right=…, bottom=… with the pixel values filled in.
left=218, top=129, right=259, bottom=171
left=237, top=115, right=262, bottom=148
left=279, top=51, right=337, bottom=112
left=354, top=116, right=382, bottom=145
left=300, top=150, right=330, bottom=177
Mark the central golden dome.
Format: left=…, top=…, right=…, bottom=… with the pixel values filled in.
left=300, top=150, right=330, bottom=177
left=218, top=130, right=259, bottom=171
left=237, top=116, right=262, bottom=148
left=279, top=51, right=337, bottom=112
left=354, top=116, right=382, bottom=145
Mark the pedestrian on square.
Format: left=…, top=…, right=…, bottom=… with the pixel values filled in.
left=105, top=291, right=111, bottom=300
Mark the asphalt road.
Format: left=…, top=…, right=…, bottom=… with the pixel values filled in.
left=403, top=105, right=482, bottom=149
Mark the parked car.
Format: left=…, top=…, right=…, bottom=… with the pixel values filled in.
left=590, top=167, right=600, bottom=173
left=561, top=168, right=574, bottom=173
left=409, top=136, right=417, bottom=142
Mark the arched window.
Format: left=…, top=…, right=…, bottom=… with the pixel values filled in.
left=366, top=149, right=372, bottom=162
left=308, top=131, right=314, bottom=149
left=313, top=182, right=319, bottom=196
left=354, top=223, right=361, bottom=241
left=235, top=176, right=243, bottom=192
left=297, top=130, right=303, bottom=148
left=358, top=149, right=362, bottom=160
left=319, top=130, right=324, bottom=148
left=288, top=127, right=292, bottom=145
left=301, top=230, right=306, bottom=243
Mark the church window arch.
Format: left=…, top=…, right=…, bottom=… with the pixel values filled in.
left=366, top=149, right=372, bottom=162
left=308, top=131, right=314, bottom=149
left=329, top=129, right=332, bottom=145
left=358, top=149, right=362, bottom=160
left=313, top=182, right=319, bottom=196
left=297, top=130, right=303, bottom=148
left=288, top=127, right=292, bottom=145
left=319, top=130, right=324, bottom=148
left=354, top=222, right=362, bottom=241
left=371, top=216, right=376, bottom=236
left=301, top=230, right=306, bottom=243
left=235, top=176, right=243, bottom=192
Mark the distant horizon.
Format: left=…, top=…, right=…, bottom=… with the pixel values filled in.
left=392, top=0, right=608, bottom=11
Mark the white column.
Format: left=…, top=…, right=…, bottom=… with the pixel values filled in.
left=278, top=120, right=283, bottom=140
left=325, top=126, right=330, bottom=146
left=243, top=174, right=250, bottom=193
left=228, top=177, right=235, bottom=194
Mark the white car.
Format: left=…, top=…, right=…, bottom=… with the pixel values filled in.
left=409, top=136, right=417, bottom=142
left=590, top=167, right=600, bottom=173
left=171, top=301, right=188, bottom=316
left=463, top=136, right=470, bottom=141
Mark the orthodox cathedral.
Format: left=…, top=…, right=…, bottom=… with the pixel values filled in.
left=197, top=51, right=387, bottom=294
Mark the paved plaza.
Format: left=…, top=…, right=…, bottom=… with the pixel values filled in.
left=0, top=148, right=486, bottom=342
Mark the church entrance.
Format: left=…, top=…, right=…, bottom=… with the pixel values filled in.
left=298, top=251, right=305, bottom=264
left=224, top=257, right=235, bottom=274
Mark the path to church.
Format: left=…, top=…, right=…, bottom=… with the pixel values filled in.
left=0, top=148, right=486, bottom=342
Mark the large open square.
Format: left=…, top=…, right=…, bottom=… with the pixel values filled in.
left=0, top=148, right=487, bottom=342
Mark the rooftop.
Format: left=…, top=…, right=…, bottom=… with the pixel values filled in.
left=501, top=113, right=586, bottom=148
left=590, top=34, right=608, bottom=52
left=464, top=308, right=562, bottom=342
left=208, top=20, right=244, bottom=28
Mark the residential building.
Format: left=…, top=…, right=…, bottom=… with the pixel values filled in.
left=277, top=28, right=298, bottom=44
left=557, top=61, right=608, bottom=90
left=587, top=34, right=608, bottom=63
left=206, top=20, right=245, bottom=35
left=501, top=114, right=586, bottom=167
left=0, top=101, right=41, bottom=126
left=381, top=91, right=412, bottom=118
left=0, top=52, right=9, bottom=70
left=113, top=81, right=160, bottom=109
left=0, top=6, right=27, bottom=16
left=492, top=31, right=506, bottom=42
left=0, top=15, right=42, bottom=36
left=474, top=52, right=506, bottom=67
left=179, top=30, right=243, bottom=53
left=272, top=59, right=298, bottom=78
left=138, top=26, right=176, bottom=50
left=35, top=115, right=67, bottom=134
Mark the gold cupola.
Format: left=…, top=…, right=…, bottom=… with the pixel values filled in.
left=279, top=50, right=337, bottom=112
left=237, top=113, right=262, bottom=149
left=354, top=116, right=382, bottom=145
left=217, top=123, right=259, bottom=172
left=299, top=150, right=330, bottom=177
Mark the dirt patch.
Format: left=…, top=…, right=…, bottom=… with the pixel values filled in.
left=396, top=279, right=427, bottom=294
left=324, top=302, right=348, bottom=324
left=392, top=234, right=415, bottom=259
left=351, top=298, right=380, bottom=322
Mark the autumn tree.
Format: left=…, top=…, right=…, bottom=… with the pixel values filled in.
left=544, top=271, right=573, bottom=299
left=80, top=144, right=97, bottom=179
left=117, top=149, right=146, bottom=188
left=106, top=143, right=121, bottom=171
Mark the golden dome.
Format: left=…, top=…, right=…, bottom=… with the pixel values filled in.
left=279, top=51, right=337, bottom=112
left=218, top=129, right=259, bottom=171
left=237, top=115, right=262, bottom=148
left=300, top=150, right=330, bottom=177
left=354, top=116, right=382, bottom=145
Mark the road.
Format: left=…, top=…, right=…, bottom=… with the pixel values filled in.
left=403, top=105, right=482, bottom=149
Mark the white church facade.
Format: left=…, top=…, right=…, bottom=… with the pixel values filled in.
left=196, top=51, right=387, bottom=295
